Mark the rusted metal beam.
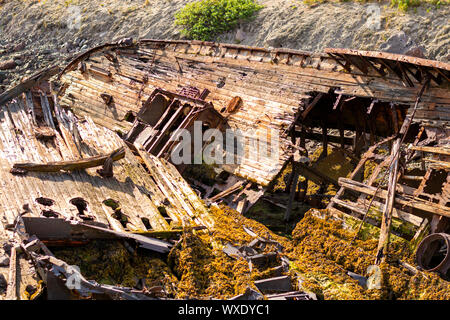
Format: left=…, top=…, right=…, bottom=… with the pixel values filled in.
left=324, top=48, right=450, bottom=72
left=360, top=56, right=386, bottom=77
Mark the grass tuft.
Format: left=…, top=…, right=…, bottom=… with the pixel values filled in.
left=175, top=0, right=264, bottom=41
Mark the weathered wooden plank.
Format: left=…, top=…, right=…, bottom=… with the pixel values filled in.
left=410, top=145, right=450, bottom=156
left=12, top=147, right=125, bottom=173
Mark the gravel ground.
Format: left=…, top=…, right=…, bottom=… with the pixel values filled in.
left=0, top=0, right=448, bottom=93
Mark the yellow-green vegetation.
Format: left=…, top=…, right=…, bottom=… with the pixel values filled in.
left=51, top=205, right=449, bottom=300
left=182, top=162, right=219, bottom=186
left=272, top=147, right=353, bottom=197
left=168, top=204, right=286, bottom=298
left=175, top=0, right=264, bottom=41
left=390, top=0, right=446, bottom=11
left=51, top=240, right=178, bottom=291
left=284, top=210, right=450, bottom=299
left=168, top=228, right=252, bottom=298
left=172, top=205, right=450, bottom=299
left=301, top=0, right=447, bottom=11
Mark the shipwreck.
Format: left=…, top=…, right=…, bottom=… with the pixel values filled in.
left=0, top=39, right=448, bottom=300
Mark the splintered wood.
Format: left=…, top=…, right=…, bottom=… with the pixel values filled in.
left=0, top=87, right=212, bottom=233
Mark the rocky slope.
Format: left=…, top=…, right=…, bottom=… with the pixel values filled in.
left=0, top=0, right=449, bottom=92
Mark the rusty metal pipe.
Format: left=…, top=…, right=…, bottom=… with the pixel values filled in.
left=416, top=233, right=450, bottom=276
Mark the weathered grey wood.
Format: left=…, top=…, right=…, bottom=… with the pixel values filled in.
left=12, top=147, right=125, bottom=173
left=410, top=145, right=450, bottom=156
left=375, top=121, right=401, bottom=264
left=334, top=198, right=422, bottom=226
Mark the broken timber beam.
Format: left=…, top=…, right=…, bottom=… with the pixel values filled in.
left=425, top=158, right=450, bottom=170
left=301, top=93, right=324, bottom=119
left=333, top=198, right=422, bottom=226
left=375, top=135, right=400, bottom=264
left=12, top=147, right=125, bottom=173
left=0, top=65, right=60, bottom=106
left=410, top=146, right=450, bottom=156
left=208, top=181, right=245, bottom=202
left=338, top=178, right=450, bottom=218
left=375, top=104, right=401, bottom=264
left=328, top=135, right=396, bottom=210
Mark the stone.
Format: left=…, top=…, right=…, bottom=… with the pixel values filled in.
left=13, top=43, right=26, bottom=52
left=404, top=46, right=426, bottom=59
left=379, top=31, right=426, bottom=58
left=0, top=60, right=17, bottom=70
left=379, top=31, right=410, bottom=54
left=264, top=36, right=283, bottom=48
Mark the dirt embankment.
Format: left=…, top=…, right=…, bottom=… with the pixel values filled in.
left=0, top=0, right=449, bottom=91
